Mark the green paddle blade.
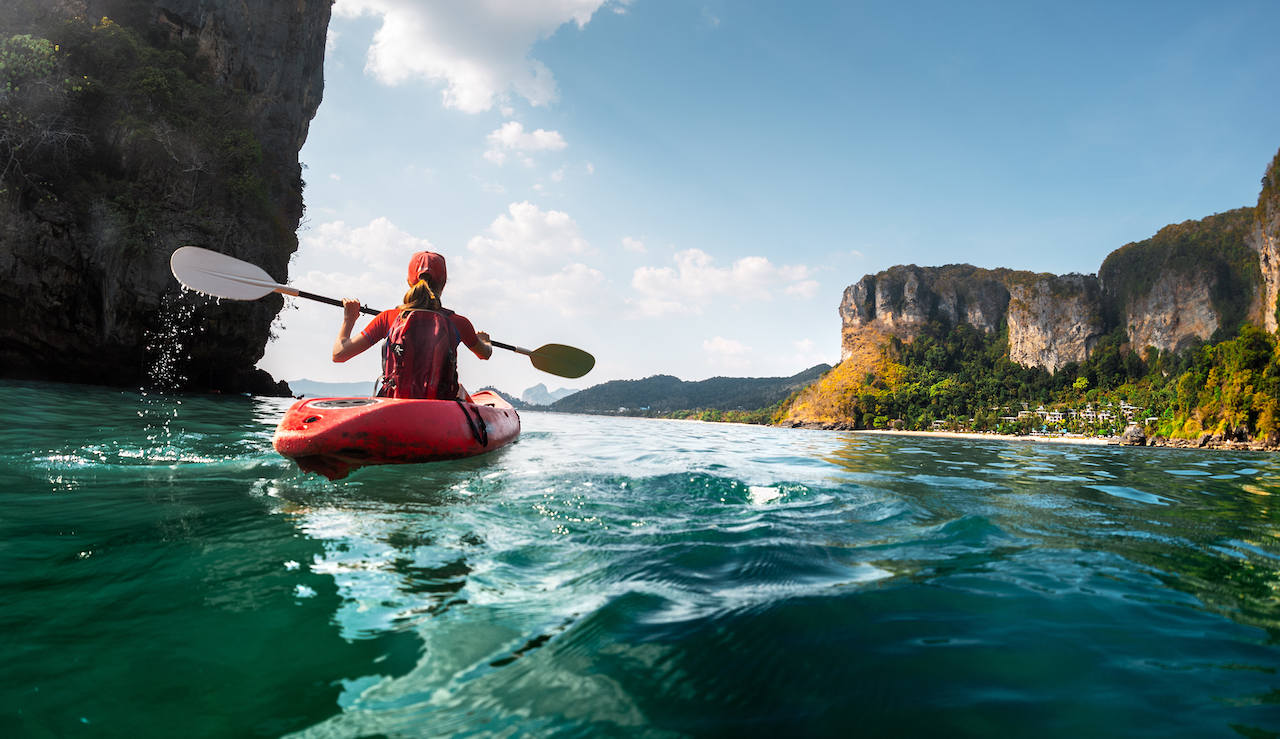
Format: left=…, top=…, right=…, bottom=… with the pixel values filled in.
left=527, top=344, right=595, bottom=379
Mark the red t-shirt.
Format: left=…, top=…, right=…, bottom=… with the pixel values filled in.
left=360, top=309, right=479, bottom=350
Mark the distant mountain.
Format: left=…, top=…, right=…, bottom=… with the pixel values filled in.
left=479, top=387, right=530, bottom=409
left=548, top=364, right=831, bottom=414
left=521, top=383, right=580, bottom=406
left=288, top=378, right=377, bottom=398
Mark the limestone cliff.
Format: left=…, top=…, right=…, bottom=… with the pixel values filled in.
left=785, top=147, right=1279, bottom=431
left=839, top=265, right=1010, bottom=360
left=834, top=205, right=1259, bottom=380
left=1119, top=270, right=1218, bottom=354
left=1249, top=151, right=1280, bottom=332
left=838, top=264, right=1105, bottom=374
left=0, top=0, right=330, bottom=393
left=1099, top=208, right=1258, bottom=354
left=1004, top=273, right=1105, bottom=373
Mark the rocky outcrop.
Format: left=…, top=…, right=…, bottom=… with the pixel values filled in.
left=839, top=264, right=1104, bottom=374
left=1249, top=151, right=1280, bottom=332
left=155, top=0, right=328, bottom=217
left=835, top=204, right=1264, bottom=374
left=839, top=265, right=1010, bottom=360
left=0, top=0, right=331, bottom=394
left=1122, top=269, right=1218, bottom=353
left=1005, top=274, right=1106, bottom=373
left=1099, top=208, right=1258, bottom=353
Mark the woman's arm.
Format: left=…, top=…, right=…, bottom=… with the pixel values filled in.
left=333, top=299, right=374, bottom=362
left=468, top=330, right=493, bottom=360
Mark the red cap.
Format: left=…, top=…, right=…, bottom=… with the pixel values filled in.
left=407, top=251, right=447, bottom=289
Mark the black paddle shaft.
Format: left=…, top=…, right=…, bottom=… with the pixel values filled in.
left=297, top=290, right=380, bottom=316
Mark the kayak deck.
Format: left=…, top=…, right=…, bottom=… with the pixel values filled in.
left=273, top=390, right=520, bottom=480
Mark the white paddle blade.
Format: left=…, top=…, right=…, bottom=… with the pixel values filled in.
left=170, top=246, right=282, bottom=301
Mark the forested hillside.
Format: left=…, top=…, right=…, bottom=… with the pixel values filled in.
left=549, top=364, right=831, bottom=416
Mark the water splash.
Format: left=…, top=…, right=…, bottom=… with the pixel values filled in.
left=144, top=290, right=199, bottom=390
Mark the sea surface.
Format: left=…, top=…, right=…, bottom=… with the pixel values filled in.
left=4, top=379, right=1280, bottom=738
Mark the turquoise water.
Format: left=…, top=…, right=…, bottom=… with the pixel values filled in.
left=4, top=380, right=1280, bottom=738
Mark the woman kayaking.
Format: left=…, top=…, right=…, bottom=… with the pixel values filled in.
left=332, top=251, right=493, bottom=399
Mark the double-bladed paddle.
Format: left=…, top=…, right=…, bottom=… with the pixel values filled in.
left=169, top=246, right=596, bottom=379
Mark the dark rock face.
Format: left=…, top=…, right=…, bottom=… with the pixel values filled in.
left=0, top=0, right=331, bottom=395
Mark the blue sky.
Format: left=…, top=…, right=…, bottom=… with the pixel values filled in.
left=257, top=0, right=1280, bottom=397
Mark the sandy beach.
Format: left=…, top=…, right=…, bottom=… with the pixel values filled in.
left=848, top=428, right=1118, bottom=446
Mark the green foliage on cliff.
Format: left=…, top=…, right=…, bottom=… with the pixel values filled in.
left=817, top=317, right=1066, bottom=432
left=1098, top=208, right=1259, bottom=342
left=1159, top=325, right=1280, bottom=440
left=0, top=5, right=283, bottom=254
left=796, top=312, right=1280, bottom=441
left=0, top=33, right=85, bottom=187
left=1258, top=148, right=1280, bottom=222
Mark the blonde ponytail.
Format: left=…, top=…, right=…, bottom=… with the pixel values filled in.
left=398, top=277, right=443, bottom=316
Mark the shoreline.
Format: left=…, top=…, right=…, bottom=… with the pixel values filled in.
left=787, top=424, right=1278, bottom=451
left=847, top=428, right=1117, bottom=446
left=546, top=412, right=1279, bottom=452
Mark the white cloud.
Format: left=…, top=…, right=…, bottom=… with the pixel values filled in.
left=466, top=201, right=591, bottom=274
left=295, top=218, right=441, bottom=309
left=622, top=237, right=646, bottom=253
left=850, top=249, right=865, bottom=258
left=790, top=338, right=834, bottom=369
left=586, top=162, right=594, bottom=174
left=704, top=336, right=753, bottom=369
left=452, top=203, right=616, bottom=319
left=484, top=121, right=568, bottom=165
left=549, top=167, right=566, bottom=182
left=304, top=217, right=434, bottom=274
left=629, top=249, right=813, bottom=316
left=333, top=0, right=614, bottom=113
left=785, top=280, right=820, bottom=299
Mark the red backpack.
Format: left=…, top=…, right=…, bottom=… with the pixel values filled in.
left=377, top=309, right=461, bottom=400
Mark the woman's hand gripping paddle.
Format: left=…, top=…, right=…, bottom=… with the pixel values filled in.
left=169, top=246, right=596, bottom=379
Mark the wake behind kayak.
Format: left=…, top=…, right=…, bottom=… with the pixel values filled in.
left=273, top=390, right=520, bottom=480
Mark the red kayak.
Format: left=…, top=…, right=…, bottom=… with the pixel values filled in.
left=273, top=390, right=520, bottom=480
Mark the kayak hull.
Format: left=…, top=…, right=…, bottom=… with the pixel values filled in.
left=273, top=390, right=520, bottom=480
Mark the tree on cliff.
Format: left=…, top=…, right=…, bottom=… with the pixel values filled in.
left=0, top=33, right=86, bottom=192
